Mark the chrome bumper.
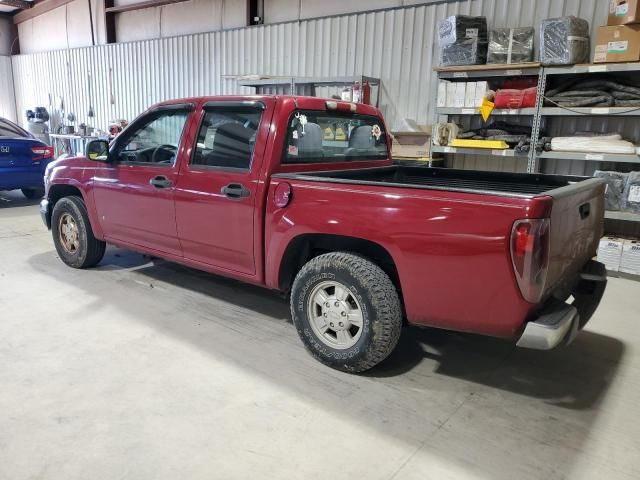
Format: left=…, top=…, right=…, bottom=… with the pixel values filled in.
left=40, top=199, right=51, bottom=229
left=517, top=303, right=578, bottom=350
left=517, top=260, right=607, bottom=350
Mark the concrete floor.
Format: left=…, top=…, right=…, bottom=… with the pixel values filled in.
left=1, top=190, right=639, bottom=480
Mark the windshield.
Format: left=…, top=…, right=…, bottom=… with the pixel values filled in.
left=283, top=111, right=388, bottom=164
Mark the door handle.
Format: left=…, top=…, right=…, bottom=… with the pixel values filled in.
left=579, top=202, right=591, bottom=219
left=150, top=175, right=173, bottom=189
left=221, top=183, right=250, bottom=199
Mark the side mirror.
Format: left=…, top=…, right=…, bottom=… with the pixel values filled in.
left=86, top=139, right=110, bottom=162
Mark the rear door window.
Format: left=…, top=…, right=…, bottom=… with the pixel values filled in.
left=191, top=107, right=263, bottom=170
left=283, top=111, right=387, bottom=164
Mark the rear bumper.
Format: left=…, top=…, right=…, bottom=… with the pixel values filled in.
left=517, top=260, right=607, bottom=350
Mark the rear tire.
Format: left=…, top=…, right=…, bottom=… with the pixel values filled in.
left=51, top=196, right=106, bottom=268
left=21, top=187, right=44, bottom=199
left=290, top=252, right=402, bottom=373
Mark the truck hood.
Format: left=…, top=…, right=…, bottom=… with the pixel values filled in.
left=46, top=155, right=94, bottom=176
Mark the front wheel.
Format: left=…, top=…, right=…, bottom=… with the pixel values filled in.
left=290, top=252, right=402, bottom=373
left=51, top=196, right=106, bottom=268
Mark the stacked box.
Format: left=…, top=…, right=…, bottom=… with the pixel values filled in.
left=540, top=16, right=590, bottom=65
left=438, top=15, right=488, bottom=66
left=608, top=0, right=640, bottom=26
left=446, top=82, right=457, bottom=107
left=594, top=25, right=640, bottom=63
left=475, top=81, right=488, bottom=106
left=487, top=27, right=535, bottom=64
left=620, top=240, right=640, bottom=275
left=453, top=83, right=466, bottom=107
left=437, top=81, right=448, bottom=107
left=597, top=236, right=624, bottom=271
left=464, top=82, right=477, bottom=107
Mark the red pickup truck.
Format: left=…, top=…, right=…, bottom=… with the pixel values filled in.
left=41, top=95, right=607, bottom=372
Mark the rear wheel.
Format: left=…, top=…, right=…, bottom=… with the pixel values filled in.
left=290, top=252, right=402, bottom=373
left=51, top=196, right=106, bottom=268
left=21, top=187, right=44, bottom=199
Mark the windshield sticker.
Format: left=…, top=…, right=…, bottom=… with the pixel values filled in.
left=371, top=124, right=382, bottom=140
left=295, top=112, right=308, bottom=135
left=292, top=130, right=299, bottom=139
left=288, top=145, right=299, bottom=156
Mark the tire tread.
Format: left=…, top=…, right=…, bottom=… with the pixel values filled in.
left=291, top=252, right=402, bottom=373
left=52, top=196, right=106, bottom=268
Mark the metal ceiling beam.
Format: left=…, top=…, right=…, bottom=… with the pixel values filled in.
left=104, top=0, right=188, bottom=14
left=0, top=0, right=31, bottom=9
left=13, top=0, right=73, bottom=23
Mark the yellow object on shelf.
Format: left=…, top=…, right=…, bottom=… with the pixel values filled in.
left=450, top=139, right=509, bottom=149
left=323, top=126, right=335, bottom=140
left=335, top=127, right=347, bottom=141
left=480, top=97, right=495, bottom=122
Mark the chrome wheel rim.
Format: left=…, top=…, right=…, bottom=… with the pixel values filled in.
left=307, top=280, right=364, bottom=349
left=58, top=213, right=80, bottom=254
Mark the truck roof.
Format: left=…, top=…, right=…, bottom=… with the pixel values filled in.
left=149, top=95, right=382, bottom=117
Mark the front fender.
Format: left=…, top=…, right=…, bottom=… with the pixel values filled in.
left=46, top=177, right=104, bottom=240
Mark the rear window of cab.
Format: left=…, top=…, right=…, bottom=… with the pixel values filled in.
left=283, top=111, right=387, bottom=164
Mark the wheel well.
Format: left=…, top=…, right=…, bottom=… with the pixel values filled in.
left=48, top=185, right=83, bottom=207
left=45, top=185, right=84, bottom=226
left=279, top=234, right=402, bottom=298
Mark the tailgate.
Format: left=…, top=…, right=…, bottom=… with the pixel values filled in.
left=545, top=178, right=605, bottom=295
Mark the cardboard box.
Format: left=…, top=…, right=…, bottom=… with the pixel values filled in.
left=597, top=236, right=624, bottom=271
left=446, top=82, right=457, bottom=107
left=391, top=126, right=431, bottom=159
left=594, top=25, right=640, bottom=63
left=474, top=81, right=488, bottom=107
left=437, top=80, right=448, bottom=108
left=608, top=0, right=640, bottom=26
left=464, top=82, right=477, bottom=107
left=453, top=82, right=466, bottom=107
left=620, top=239, right=640, bottom=275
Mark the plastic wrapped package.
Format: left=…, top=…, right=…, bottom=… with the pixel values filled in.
left=622, top=171, right=640, bottom=213
left=438, top=16, right=488, bottom=66
left=594, top=170, right=628, bottom=211
left=432, top=123, right=460, bottom=146
left=493, top=87, right=537, bottom=109
left=540, top=16, right=590, bottom=66
left=550, top=134, right=636, bottom=154
left=487, top=27, right=534, bottom=64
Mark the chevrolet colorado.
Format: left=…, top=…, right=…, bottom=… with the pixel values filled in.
left=41, top=95, right=607, bottom=372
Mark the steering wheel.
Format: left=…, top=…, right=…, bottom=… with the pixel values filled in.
left=151, top=144, right=178, bottom=164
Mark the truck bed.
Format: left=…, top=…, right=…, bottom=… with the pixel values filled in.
left=274, top=166, right=592, bottom=198
left=272, top=165, right=606, bottom=315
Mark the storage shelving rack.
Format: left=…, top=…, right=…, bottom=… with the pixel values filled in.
left=433, top=63, right=543, bottom=173
left=536, top=63, right=640, bottom=236
left=433, top=62, right=640, bottom=235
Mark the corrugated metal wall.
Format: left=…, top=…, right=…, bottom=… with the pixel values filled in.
left=0, top=56, right=17, bottom=122
left=10, top=1, right=609, bottom=149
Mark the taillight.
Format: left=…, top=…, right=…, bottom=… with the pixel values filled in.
left=31, top=146, right=54, bottom=161
left=510, top=218, right=550, bottom=303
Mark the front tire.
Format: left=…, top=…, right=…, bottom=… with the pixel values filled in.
left=51, top=196, right=106, bottom=268
left=290, top=252, right=402, bottom=373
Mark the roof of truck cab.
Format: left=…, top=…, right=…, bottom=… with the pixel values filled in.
left=148, top=95, right=382, bottom=117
